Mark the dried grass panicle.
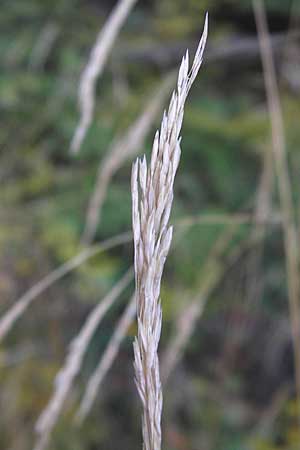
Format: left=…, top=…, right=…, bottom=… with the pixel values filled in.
left=131, top=14, right=208, bottom=450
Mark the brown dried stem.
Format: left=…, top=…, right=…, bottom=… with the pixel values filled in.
left=253, top=0, right=300, bottom=415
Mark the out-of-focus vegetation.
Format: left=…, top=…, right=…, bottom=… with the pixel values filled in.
left=1, top=0, right=300, bottom=449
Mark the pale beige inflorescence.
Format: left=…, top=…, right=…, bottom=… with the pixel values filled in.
left=131, top=14, right=208, bottom=450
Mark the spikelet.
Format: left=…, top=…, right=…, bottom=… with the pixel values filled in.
left=131, top=14, right=208, bottom=450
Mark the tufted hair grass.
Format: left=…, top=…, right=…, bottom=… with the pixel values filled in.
left=131, top=14, right=208, bottom=450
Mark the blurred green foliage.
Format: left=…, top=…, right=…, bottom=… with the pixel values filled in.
left=0, top=0, right=300, bottom=449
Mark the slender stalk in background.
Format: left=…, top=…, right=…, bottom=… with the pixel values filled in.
left=0, top=211, right=281, bottom=344
left=245, top=148, right=273, bottom=304
left=241, top=148, right=273, bottom=343
left=253, top=0, right=300, bottom=415
left=33, top=268, right=133, bottom=450
left=76, top=294, right=136, bottom=422
left=81, top=73, right=175, bottom=245
left=131, top=15, right=208, bottom=450
left=70, top=0, right=138, bottom=154
left=28, top=22, right=60, bottom=70
left=0, top=232, right=132, bottom=344
left=161, top=209, right=263, bottom=384
left=162, top=299, right=205, bottom=384
left=249, top=383, right=291, bottom=442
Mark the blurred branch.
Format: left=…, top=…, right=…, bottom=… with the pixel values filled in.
left=162, top=299, right=205, bottom=384
left=115, top=31, right=300, bottom=68
left=249, top=383, right=291, bottom=441
left=70, top=0, right=138, bottom=154
left=81, top=72, right=175, bottom=245
left=243, top=148, right=273, bottom=327
left=0, top=344, right=44, bottom=368
left=28, top=22, right=60, bottom=71
left=34, top=268, right=134, bottom=450
left=162, top=191, right=284, bottom=383
left=0, top=212, right=282, bottom=344
left=2, top=207, right=282, bottom=226
left=253, top=0, right=300, bottom=417
left=0, top=232, right=132, bottom=343
left=176, top=211, right=281, bottom=228
left=224, top=148, right=274, bottom=372
left=281, top=0, right=300, bottom=94
left=161, top=222, right=247, bottom=383
left=76, top=294, right=136, bottom=423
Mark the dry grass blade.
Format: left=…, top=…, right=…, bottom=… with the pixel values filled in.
left=0, top=232, right=132, bottom=344
left=253, top=0, right=300, bottom=416
left=33, top=268, right=133, bottom=450
left=162, top=197, right=279, bottom=384
left=81, top=72, right=175, bottom=245
left=76, top=294, right=136, bottom=423
left=249, top=383, right=291, bottom=440
left=234, top=149, right=273, bottom=345
left=70, top=0, right=138, bottom=154
left=131, top=14, right=208, bottom=450
left=0, top=209, right=279, bottom=345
